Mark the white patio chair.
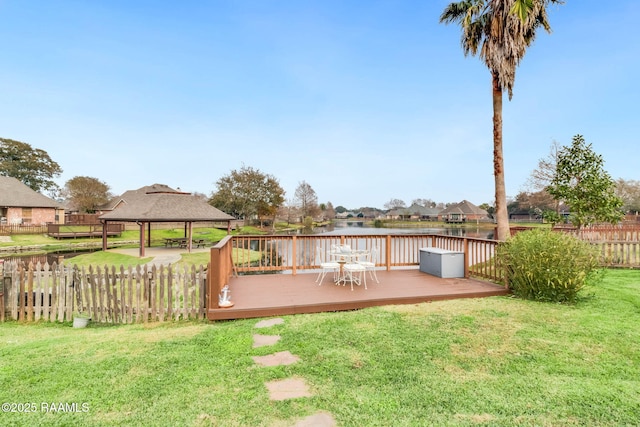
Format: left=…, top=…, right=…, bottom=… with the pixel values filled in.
left=343, top=262, right=367, bottom=291
left=357, top=246, right=380, bottom=283
left=315, top=245, right=340, bottom=285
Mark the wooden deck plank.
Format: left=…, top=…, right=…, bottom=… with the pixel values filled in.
left=208, top=268, right=509, bottom=320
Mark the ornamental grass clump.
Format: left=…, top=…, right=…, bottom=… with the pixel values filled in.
left=497, top=228, right=602, bottom=303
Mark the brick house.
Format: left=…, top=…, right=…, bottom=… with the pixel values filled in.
left=439, top=200, right=490, bottom=223
left=0, top=176, right=64, bottom=225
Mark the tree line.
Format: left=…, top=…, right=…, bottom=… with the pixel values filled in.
left=1, top=134, right=634, bottom=229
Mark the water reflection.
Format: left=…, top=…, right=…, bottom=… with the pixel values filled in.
left=314, top=221, right=494, bottom=239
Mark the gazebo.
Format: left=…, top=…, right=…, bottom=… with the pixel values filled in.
left=99, top=191, right=235, bottom=257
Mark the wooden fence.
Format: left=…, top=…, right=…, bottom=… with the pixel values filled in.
left=1, top=262, right=208, bottom=323
left=4, top=227, right=640, bottom=324
left=555, top=224, right=640, bottom=242
left=0, top=224, right=48, bottom=235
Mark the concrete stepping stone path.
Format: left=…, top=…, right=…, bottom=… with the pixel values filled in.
left=252, top=350, right=300, bottom=367
left=252, top=334, right=281, bottom=348
left=255, top=317, right=285, bottom=328
left=253, top=317, right=336, bottom=426
left=265, top=377, right=312, bottom=401
left=292, top=412, right=337, bottom=427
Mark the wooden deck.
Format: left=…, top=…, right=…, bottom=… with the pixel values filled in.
left=208, top=268, right=509, bottom=320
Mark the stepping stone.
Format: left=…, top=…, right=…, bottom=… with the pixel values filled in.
left=255, top=318, right=284, bottom=328
left=291, top=412, right=336, bottom=427
left=252, top=351, right=299, bottom=367
left=265, top=377, right=311, bottom=401
left=253, top=334, right=281, bottom=348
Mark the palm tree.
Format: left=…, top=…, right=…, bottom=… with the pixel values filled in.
left=440, top=0, right=562, bottom=241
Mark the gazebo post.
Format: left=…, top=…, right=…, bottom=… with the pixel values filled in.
left=138, top=221, right=145, bottom=257
left=98, top=190, right=235, bottom=257
left=101, top=220, right=108, bottom=251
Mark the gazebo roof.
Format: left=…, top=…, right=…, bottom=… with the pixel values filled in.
left=99, top=192, right=234, bottom=222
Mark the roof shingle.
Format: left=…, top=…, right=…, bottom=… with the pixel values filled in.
left=99, top=192, right=234, bottom=222
left=0, top=176, right=63, bottom=208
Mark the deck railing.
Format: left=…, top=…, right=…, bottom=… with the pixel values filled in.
left=209, top=234, right=503, bottom=299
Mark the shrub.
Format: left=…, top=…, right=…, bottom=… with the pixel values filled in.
left=497, top=228, right=602, bottom=303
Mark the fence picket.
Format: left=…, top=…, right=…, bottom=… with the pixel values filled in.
left=167, top=265, right=173, bottom=321
left=150, top=265, right=157, bottom=322
left=3, top=228, right=640, bottom=324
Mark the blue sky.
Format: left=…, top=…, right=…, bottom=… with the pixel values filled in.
left=1, top=1, right=637, bottom=209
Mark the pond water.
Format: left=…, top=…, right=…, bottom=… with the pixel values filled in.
left=0, top=221, right=495, bottom=264
left=313, top=221, right=495, bottom=240
left=0, top=248, right=93, bottom=265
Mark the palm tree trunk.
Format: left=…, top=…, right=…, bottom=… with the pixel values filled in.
left=492, top=72, right=510, bottom=241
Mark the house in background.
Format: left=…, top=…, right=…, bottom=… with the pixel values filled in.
left=439, top=200, right=490, bottom=223
left=397, top=203, right=441, bottom=221
left=0, top=176, right=64, bottom=225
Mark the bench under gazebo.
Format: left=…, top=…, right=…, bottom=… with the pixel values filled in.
left=99, top=191, right=235, bottom=257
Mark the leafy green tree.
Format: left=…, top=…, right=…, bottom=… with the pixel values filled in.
left=62, top=176, right=112, bottom=213
left=0, top=138, right=63, bottom=194
left=547, top=135, right=624, bottom=228
left=209, top=165, right=285, bottom=225
left=440, top=0, right=563, bottom=240
left=479, top=202, right=495, bottom=218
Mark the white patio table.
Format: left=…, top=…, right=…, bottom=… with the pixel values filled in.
left=329, top=248, right=369, bottom=289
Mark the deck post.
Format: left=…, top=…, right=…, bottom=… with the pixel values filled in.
left=385, top=235, right=392, bottom=271
left=101, top=221, right=108, bottom=251
left=291, top=236, right=297, bottom=275
left=463, top=238, right=469, bottom=278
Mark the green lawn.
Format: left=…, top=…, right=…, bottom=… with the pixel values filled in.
left=1, top=269, right=639, bottom=426
left=0, top=227, right=234, bottom=250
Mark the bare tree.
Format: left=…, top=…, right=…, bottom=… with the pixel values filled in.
left=277, top=199, right=301, bottom=225
left=294, top=181, right=320, bottom=220
left=319, top=201, right=336, bottom=220
left=615, top=179, right=640, bottom=214
left=412, top=198, right=436, bottom=208
left=384, top=198, right=406, bottom=211
left=527, top=140, right=561, bottom=191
